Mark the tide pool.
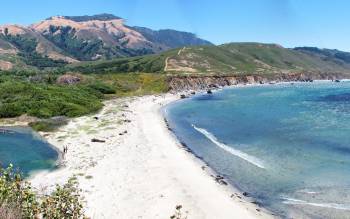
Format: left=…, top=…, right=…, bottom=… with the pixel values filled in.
left=164, top=81, right=350, bottom=218
left=0, top=127, right=58, bottom=177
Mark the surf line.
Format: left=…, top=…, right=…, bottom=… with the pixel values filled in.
left=192, top=124, right=266, bottom=169
left=283, top=197, right=350, bottom=211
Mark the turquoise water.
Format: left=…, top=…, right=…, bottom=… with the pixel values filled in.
left=164, top=81, right=350, bottom=218
left=0, top=127, right=58, bottom=177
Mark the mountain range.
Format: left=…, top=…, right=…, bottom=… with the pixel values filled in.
left=1, top=14, right=350, bottom=77
left=0, top=13, right=211, bottom=70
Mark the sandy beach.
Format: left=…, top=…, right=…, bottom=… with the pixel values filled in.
left=30, top=94, right=274, bottom=219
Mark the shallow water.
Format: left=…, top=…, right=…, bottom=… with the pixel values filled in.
left=164, top=81, right=350, bottom=218
left=0, top=126, right=58, bottom=177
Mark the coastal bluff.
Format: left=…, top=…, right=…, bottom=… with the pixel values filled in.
left=167, top=72, right=348, bottom=91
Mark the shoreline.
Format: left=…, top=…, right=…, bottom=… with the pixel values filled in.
left=2, top=79, right=347, bottom=218
left=26, top=93, right=274, bottom=219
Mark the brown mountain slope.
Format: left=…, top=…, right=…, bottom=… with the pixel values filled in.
left=30, top=16, right=159, bottom=51
left=0, top=24, right=77, bottom=63
left=0, top=14, right=212, bottom=69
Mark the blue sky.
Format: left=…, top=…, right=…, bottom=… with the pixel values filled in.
left=1, top=0, right=350, bottom=51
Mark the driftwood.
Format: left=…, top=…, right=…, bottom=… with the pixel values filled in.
left=91, top=138, right=106, bottom=143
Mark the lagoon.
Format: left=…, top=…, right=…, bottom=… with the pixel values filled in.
left=0, top=126, right=58, bottom=177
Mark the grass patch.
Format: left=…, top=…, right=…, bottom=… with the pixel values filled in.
left=96, top=73, right=169, bottom=97
left=29, top=117, right=68, bottom=132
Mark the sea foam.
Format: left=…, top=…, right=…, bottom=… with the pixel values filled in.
left=282, top=197, right=350, bottom=211
left=192, top=124, right=266, bottom=169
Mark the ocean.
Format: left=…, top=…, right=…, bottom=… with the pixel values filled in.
left=164, top=81, right=350, bottom=218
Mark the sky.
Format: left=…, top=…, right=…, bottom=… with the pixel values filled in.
left=1, top=0, right=350, bottom=51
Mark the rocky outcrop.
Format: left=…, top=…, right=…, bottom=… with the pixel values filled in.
left=56, top=74, right=82, bottom=85
left=167, top=72, right=349, bottom=91
left=0, top=60, right=13, bottom=70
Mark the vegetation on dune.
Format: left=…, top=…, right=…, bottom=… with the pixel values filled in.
left=0, top=165, right=85, bottom=219
left=0, top=80, right=103, bottom=118
left=95, top=73, right=169, bottom=96
left=29, top=117, right=69, bottom=132
left=0, top=71, right=167, bottom=122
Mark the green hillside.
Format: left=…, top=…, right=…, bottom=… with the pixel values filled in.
left=67, top=43, right=350, bottom=76
left=67, top=49, right=178, bottom=74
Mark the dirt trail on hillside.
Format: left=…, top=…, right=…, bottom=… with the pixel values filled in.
left=164, top=47, right=186, bottom=72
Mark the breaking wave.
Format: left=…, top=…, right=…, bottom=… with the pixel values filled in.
left=192, top=124, right=265, bottom=169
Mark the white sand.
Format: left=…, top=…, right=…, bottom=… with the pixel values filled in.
left=30, top=94, right=274, bottom=219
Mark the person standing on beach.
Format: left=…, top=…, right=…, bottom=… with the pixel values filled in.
left=63, top=146, right=68, bottom=159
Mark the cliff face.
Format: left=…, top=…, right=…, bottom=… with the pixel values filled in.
left=167, top=72, right=348, bottom=91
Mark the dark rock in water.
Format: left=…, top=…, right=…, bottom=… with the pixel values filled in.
left=180, top=94, right=187, bottom=99
left=209, top=84, right=219, bottom=88
left=243, top=192, right=249, bottom=197
left=207, top=90, right=213, bottom=94
left=191, top=91, right=196, bottom=95
left=259, top=81, right=264, bottom=84
left=91, top=138, right=105, bottom=143
left=335, top=79, right=341, bottom=83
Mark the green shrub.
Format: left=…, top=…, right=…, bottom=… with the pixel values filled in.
left=0, top=165, right=85, bottom=219
left=88, top=82, right=115, bottom=94
left=0, top=165, right=40, bottom=218
left=41, top=178, right=84, bottom=219
left=0, top=81, right=103, bottom=119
